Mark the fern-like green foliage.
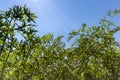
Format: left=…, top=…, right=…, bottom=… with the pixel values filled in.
left=0, top=5, right=120, bottom=80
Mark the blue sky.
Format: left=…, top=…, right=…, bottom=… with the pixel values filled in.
left=0, top=0, right=120, bottom=46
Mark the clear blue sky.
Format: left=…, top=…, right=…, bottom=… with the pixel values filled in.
left=0, top=0, right=120, bottom=45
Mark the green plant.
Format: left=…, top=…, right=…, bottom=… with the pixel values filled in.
left=0, top=5, right=120, bottom=80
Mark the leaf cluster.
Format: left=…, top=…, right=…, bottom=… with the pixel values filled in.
left=0, top=5, right=120, bottom=80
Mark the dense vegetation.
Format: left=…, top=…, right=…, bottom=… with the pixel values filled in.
left=0, top=5, right=120, bottom=80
